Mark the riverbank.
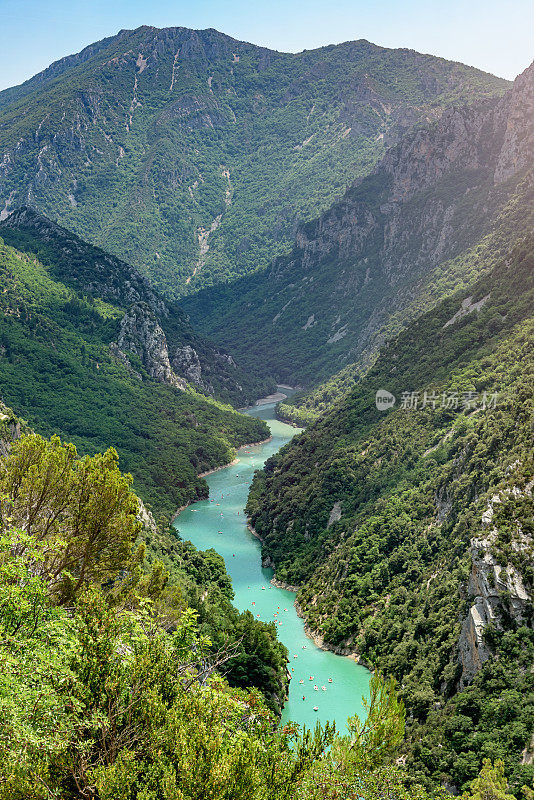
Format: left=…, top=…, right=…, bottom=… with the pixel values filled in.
left=173, top=398, right=370, bottom=730
left=247, top=523, right=369, bottom=665
left=172, top=436, right=273, bottom=520
left=199, top=432, right=274, bottom=477
left=255, top=391, right=288, bottom=405
left=294, top=600, right=371, bottom=667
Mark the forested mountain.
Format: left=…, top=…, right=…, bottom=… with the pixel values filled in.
left=0, top=210, right=269, bottom=518
left=246, top=236, right=534, bottom=791
left=0, top=20, right=532, bottom=800
left=0, top=398, right=288, bottom=714
left=185, top=60, right=533, bottom=390
left=0, top=26, right=507, bottom=297
left=0, top=206, right=273, bottom=403
left=3, top=403, right=516, bottom=800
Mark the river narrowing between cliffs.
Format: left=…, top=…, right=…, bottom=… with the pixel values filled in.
left=173, top=395, right=370, bottom=731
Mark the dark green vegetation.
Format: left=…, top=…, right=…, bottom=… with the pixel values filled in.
left=246, top=239, right=534, bottom=794
left=0, top=206, right=273, bottom=405
left=0, top=24, right=532, bottom=800
left=184, top=61, right=533, bottom=391
left=141, top=528, right=290, bottom=715
left=0, top=418, right=461, bottom=800
left=0, top=27, right=507, bottom=297
left=0, top=213, right=269, bottom=520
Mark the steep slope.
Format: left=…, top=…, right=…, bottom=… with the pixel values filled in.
left=184, top=60, right=533, bottom=389
left=0, top=206, right=272, bottom=404
left=0, top=216, right=268, bottom=519
left=245, top=240, right=534, bottom=791
left=0, top=398, right=28, bottom=456
left=0, top=26, right=507, bottom=297
left=0, top=398, right=288, bottom=714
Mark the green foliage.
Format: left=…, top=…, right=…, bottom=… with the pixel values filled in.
left=0, top=28, right=508, bottom=299
left=0, top=430, right=429, bottom=800
left=0, top=433, right=139, bottom=600
left=349, top=673, right=406, bottom=770
left=0, top=233, right=269, bottom=520
left=0, top=530, right=78, bottom=798
left=245, top=241, right=534, bottom=792
left=462, top=759, right=517, bottom=800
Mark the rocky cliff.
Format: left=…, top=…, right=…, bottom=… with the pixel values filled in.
left=0, top=401, right=24, bottom=458
left=184, top=61, right=534, bottom=388
left=114, top=302, right=187, bottom=390
left=0, top=26, right=507, bottom=296
left=0, top=207, right=258, bottom=404
left=458, top=477, right=533, bottom=685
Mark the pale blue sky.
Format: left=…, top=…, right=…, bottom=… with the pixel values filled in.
left=0, top=0, right=532, bottom=91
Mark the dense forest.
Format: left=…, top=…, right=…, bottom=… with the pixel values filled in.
left=0, top=403, right=524, bottom=799
left=0, top=224, right=269, bottom=520
left=246, top=240, right=534, bottom=793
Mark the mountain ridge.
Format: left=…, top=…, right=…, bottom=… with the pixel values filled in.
left=183, top=59, right=532, bottom=391
left=0, top=209, right=270, bottom=518
left=0, top=25, right=508, bottom=296
left=0, top=204, right=273, bottom=403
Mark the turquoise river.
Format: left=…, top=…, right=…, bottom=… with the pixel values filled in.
left=173, top=396, right=370, bottom=731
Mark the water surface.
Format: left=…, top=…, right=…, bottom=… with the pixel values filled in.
left=173, top=399, right=369, bottom=731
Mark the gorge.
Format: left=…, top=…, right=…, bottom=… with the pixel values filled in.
left=0, top=17, right=532, bottom=800
left=173, top=394, right=371, bottom=731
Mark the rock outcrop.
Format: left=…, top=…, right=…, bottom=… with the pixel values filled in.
left=0, top=401, right=25, bottom=457
left=172, top=345, right=202, bottom=386
left=458, top=482, right=533, bottom=685
left=0, top=207, right=255, bottom=404
left=115, top=302, right=186, bottom=390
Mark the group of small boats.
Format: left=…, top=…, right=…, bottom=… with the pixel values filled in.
left=248, top=601, right=334, bottom=708
left=299, top=677, right=332, bottom=690
left=299, top=674, right=333, bottom=710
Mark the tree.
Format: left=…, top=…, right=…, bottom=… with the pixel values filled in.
left=294, top=673, right=422, bottom=800
left=0, top=434, right=140, bottom=600
left=462, top=760, right=516, bottom=800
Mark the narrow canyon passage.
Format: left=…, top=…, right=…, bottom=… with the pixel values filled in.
left=174, top=396, right=370, bottom=731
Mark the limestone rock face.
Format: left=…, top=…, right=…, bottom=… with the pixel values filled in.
left=172, top=345, right=203, bottom=386
left=327, top=501, right=342, bottom=528
left=458, top=485, right=532, bottom=685
left=293, top=65, right=534, bottom=296
left=116, top=302, right=186, bottom=390
left=0, top=206, right=253, bottom=405
left=0, top=402, right=24, bottom=457
left=494, top=61, right=534, bottom=184
left=136, top=498, right=158, bottom=536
